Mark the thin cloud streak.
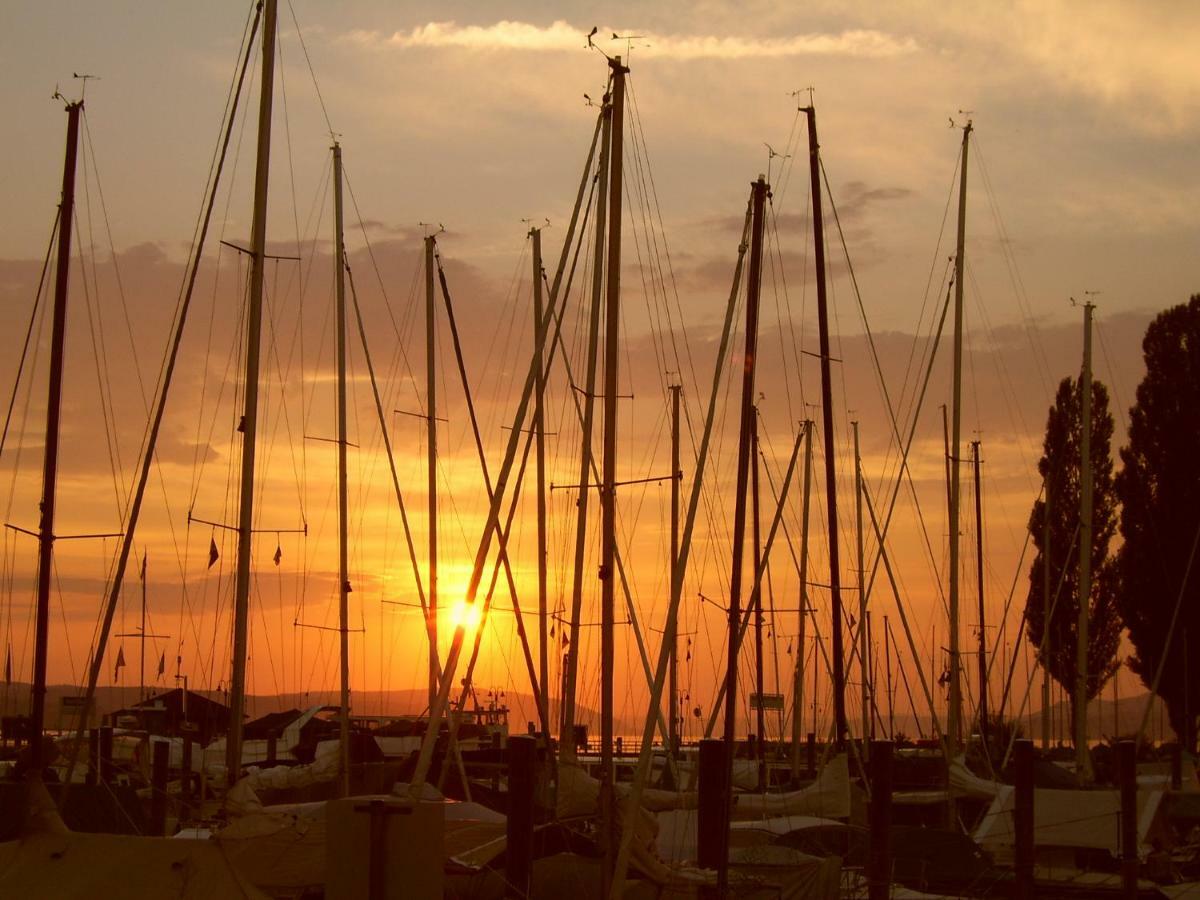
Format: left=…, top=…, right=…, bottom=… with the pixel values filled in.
left=347, top=20, right=919, bottom=60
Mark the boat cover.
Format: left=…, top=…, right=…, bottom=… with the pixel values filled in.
left=973, top=785, right=1169, bottom=858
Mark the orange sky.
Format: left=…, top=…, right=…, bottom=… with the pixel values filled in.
left=1, top=1, right=1197, bottom=741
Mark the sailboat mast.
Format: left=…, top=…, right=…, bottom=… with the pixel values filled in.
left=1075, top=301, right=1094, bottom=775
left=227, top=0, right=277, bottom=784
left=792, top=419, right=813, bottom=776
left=560, top=95, right=611, bottom=751
left=854, top=421, right=868, bottom=748
left=668, top=383, right=681, bottom=757
left=948, top=120, right=971, bottom=754
left=803, top=104, right=848, bottom=747
left=30, top=99, right=82, bottom=774
left=425, top=235, right=439, bottom=711
left=531, top=226, right=550, bottom=743
left=333, top=142, right=352, bottom=797
left=719, top=174, right=768, bottom=897
left=752, top=409, right=766, bottom=790
left=1042, top=478, right=1052, bottom=748
left=599, top=56, right=627, bottom=899
left=140, top=554, right=147, bottom=701
left=973, top=440, right=988, bottom=750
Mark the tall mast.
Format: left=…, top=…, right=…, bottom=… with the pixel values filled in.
left=791, top=419, right=814, bottom=776
left=1075, top=301, right=1094, bottom=777
left=947, top=120, right=972, bottom=754
left=599, top=56, right=627, bottom=900
left=560, top=95, right=611, bottom=751
left=227, top=0, right=278, bottom=783
left=425, top=234, right=439, bottom=711
left=717, top=174, right=768, bottom=898
left=531, top=226, right=550, bottom=745
left=30, top=99, right=82, bottom=774
left=1042, top=478, right=1052, bottom=749
left=333, top=142, right=351, bottom=797
left=803, top=104, right=848, bottom=747
left=668, top=383, right=682, bottom=757
left=752, top=409, right=766, bottom=791
left=973, top=440, right=988, bottom=751
left=854, top=422, right=869, bottom=748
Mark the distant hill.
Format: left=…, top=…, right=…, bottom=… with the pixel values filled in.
left=2, top=682, right=1174, bottom=745
left=0, top=683, right=607, bottom=733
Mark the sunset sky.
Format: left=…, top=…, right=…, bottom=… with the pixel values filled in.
left=1, top=1, right=1197, bottom=740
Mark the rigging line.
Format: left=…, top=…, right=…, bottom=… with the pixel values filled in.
left=345, top=263, right=430, bottom=618
left=341, top=173, right=424, bottom=413
left=999, top=521, right=1080, bottom=768
left=71, top=210, right=126, bottom=519
left=1135, top=514, right=1200, bottom=745
left=61, top=0, right=263, bottom=794
left=80, top=110, right=150, bottom=417
left=971, top=136, right=1053, bottom=393
left=285, top=0, right=335, bottom=136
left=0, top=210, right=58, bottom=464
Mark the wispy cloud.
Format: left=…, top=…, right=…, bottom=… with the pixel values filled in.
left=347, top=20, right=918, bottom=60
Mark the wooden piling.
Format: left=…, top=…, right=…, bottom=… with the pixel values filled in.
left=1119, top=739, right=1137, bottom=898
left=868, top=740, right=893, bottom=900
left=151, top=739, right=169, bottom=835
left=698, top=739, right=729, bottom=898
left=506, top=734, right=536, bottom=899
left=98, top=725, right=114, bottom=783
left=1013, top=739, right=1034, bottom=900
left=86, top=728, right=98, bottom=786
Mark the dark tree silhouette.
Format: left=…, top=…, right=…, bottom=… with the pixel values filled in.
left=1024, top=375, right=1121, bottom=728
left=1116, top=294, right=1200, bottom=751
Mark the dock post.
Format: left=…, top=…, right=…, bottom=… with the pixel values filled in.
left=181, top=734, right=193, bottom=801
left=1171, top=742, right=1182, bottom=791
left=1119, top=739, right=1138, bottom=898
left=1013, top=739, right=1034, bottom=900
left=506, top=734, right=536, bottom=899
left=698, top=739, right=729, bottom=898
left=151, top=739, right=170, bottom=835
left=98, top=725, right=114, bottom=783
left=86, top=728, right=99, bottom=786
left=266, top=730, right=278, bottom=766
left=806, top=731, right=816, bottom=778
left=868, top=740, right=893, bottom=900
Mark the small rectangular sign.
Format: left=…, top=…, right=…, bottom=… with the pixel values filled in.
left=750, top=693, right=784, bottom=711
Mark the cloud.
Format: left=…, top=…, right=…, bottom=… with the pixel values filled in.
left=349, top=20, right=919, bottom=61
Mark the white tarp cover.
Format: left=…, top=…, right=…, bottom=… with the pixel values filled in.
left=948, top=755, right=1002, bottom=800
left=0, top=780, right=267, bottom=899
left=973, top=785, right=1167, bottom=858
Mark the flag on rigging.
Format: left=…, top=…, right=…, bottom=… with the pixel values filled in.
left=273, top=544, right=282, bottom=566
left=208, top=537, right=219, bottom=569
left=157, top=651, right=166, bottom=679
left=115, top=646, right=126, bottom=680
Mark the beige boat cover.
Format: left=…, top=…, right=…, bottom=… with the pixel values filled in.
left=0, top=780, right=267, bottom=899
left=973, top=785, right=1168, bottom=858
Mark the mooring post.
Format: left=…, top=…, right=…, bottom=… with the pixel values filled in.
left=506, top=735, right=537, bottom=899
left=1119, top=739, right=1138, bottom=897
left=151, top=739, right=170, bottom=835
left=86, top=727, right=99, bottom=786
left=868, top=740, right=893, bottom=900
left=1171, top=742, right=1182, bottom=791
left=181, top=731, right=194, bottom=805
left=807, top=731, right=816, bottom=779
left=1013, top=739, right=1034, bottom=900
left=266, top=729, right=278, bottom=766
left=698, top=739, right=729, bottom=898
left=98, top=725, right=114, bottom=784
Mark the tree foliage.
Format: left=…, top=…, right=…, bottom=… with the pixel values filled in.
left=1024, top=375, right=1121, bottom=715
left=1116, top=294, right=1200, bottom=750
